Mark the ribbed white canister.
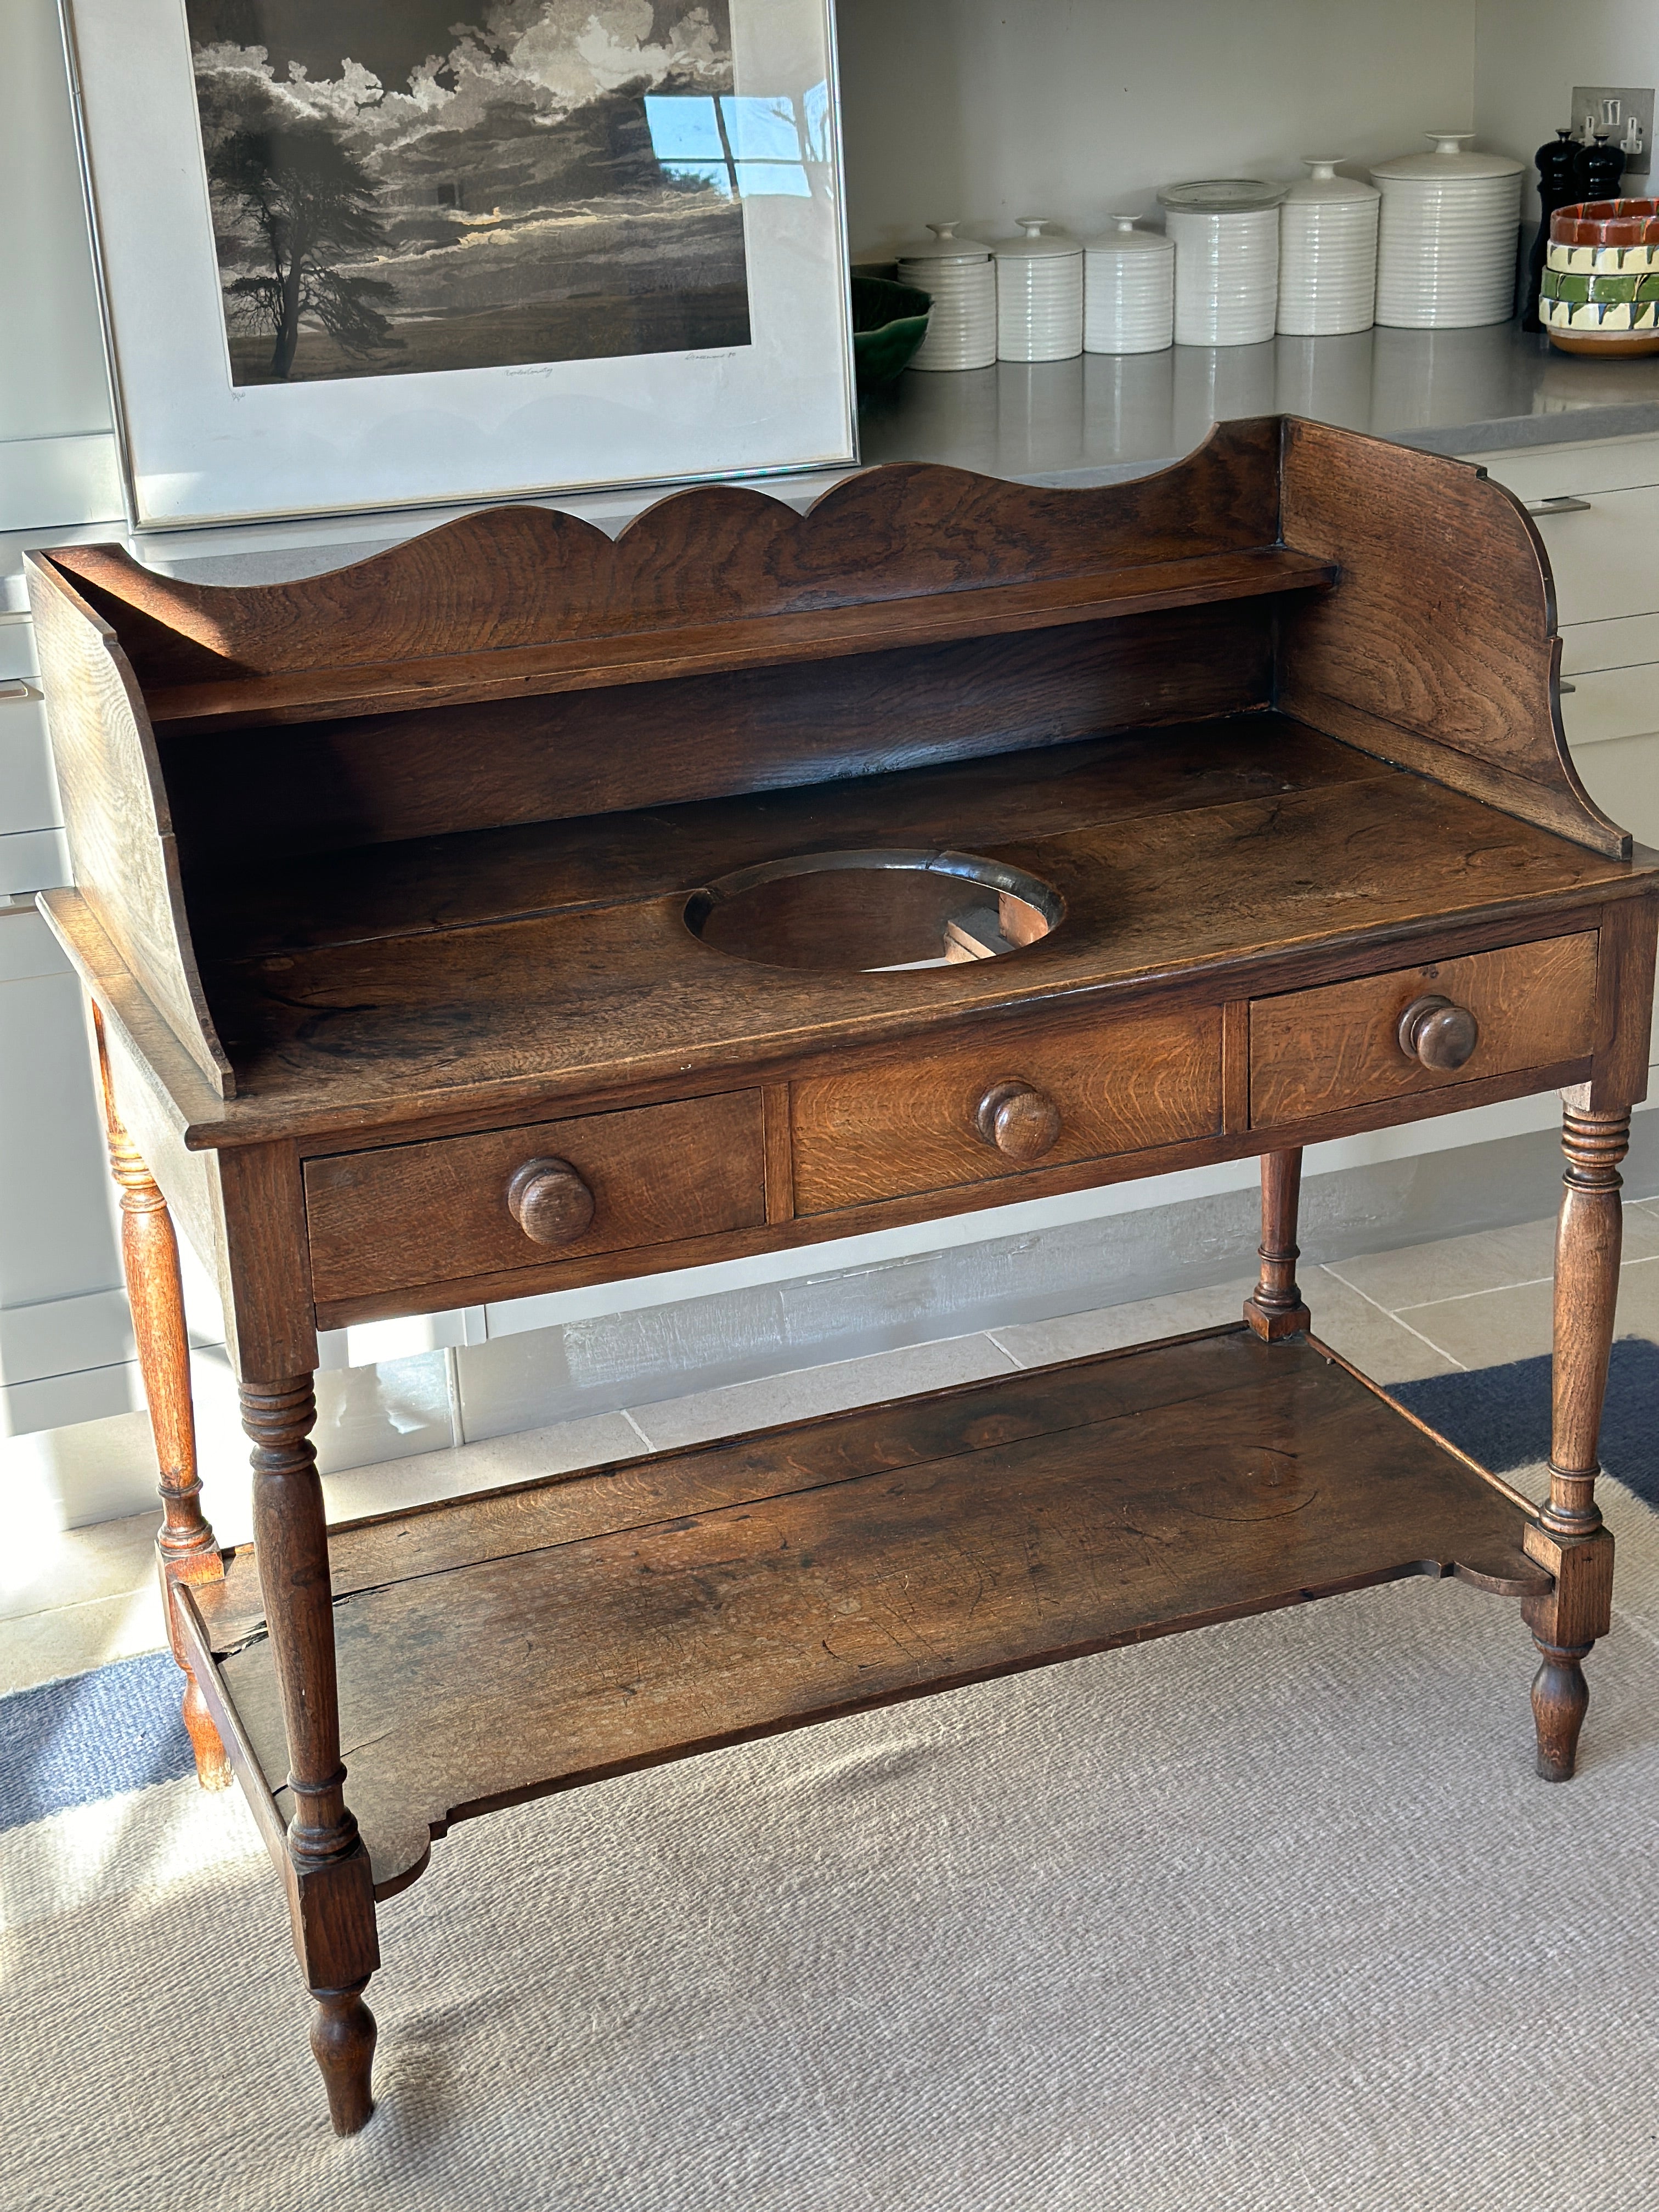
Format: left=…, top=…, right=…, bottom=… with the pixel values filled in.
left=1371, top=132, right=1524, bottom=329
left=993, top=219, right=1084, bottom=362
left=1277, top=159, right=1380, bottom=335
left=896, top=223, right=997, bottom=371
left=1159, top=180, right=1285, bottom=346
left=1082, top=217, right=1175, bottom=353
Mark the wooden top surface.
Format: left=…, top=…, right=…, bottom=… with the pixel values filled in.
left=203, top=1327, right=1548, bottom=1896
left=92, top=713, right=1644, bottom=1148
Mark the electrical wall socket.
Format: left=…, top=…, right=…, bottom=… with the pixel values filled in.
left=1570, top=84, right=1655, bottom=178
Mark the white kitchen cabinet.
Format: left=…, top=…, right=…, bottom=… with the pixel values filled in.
left=1561, top=613, right=1659, bottom=677
left=1475, top=436, right=1659, bottom=503
left=1560, top=667, right=1659, bottom=752
left=0, top=911, right=126, bottom=1434
left=1525, top=492, right=1659, bottom=627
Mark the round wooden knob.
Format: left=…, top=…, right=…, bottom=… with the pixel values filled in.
left=976, top=1079, right=1063, bottom=1161
left=1398, top=994, right=1480, bottom=1071
left=506, top=1156, right=595, bottom=1245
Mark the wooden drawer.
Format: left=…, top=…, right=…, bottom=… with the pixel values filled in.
left=1249, top=934, right=1598, bottom=1128
left=305, top=1092, right=766, bottom=1302
left=791, top=1003, right=1221, bottom=1215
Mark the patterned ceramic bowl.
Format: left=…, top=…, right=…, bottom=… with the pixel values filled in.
left=1552, top=196, right=1659, bottom=246
left=1548, top=239, right=1659, bottom=274
left=1545, top=200, right=1659, bottom=353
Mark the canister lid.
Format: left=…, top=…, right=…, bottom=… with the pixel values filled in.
left=898, top=221, right=992, bottom=261
left=1081, top=214, right=1175, bottom=253
left=1157, top=178, right=1286, bottom=213
left=1284, top=158, right=1380, bottom=204
left=1370, top=132, right=1525, bottom=180
left=992, top=218, right=1084, bottom=256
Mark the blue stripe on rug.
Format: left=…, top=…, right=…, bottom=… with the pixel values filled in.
left=0, top=1649, right=195, bottom=1834
left=1392, top=1337, right=1659, bottom=1508
left=1, top=1342, right=1654, bottom=1834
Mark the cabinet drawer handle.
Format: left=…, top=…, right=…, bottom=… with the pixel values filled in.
left=977, top=1079, right=1063, bottom=1160
left=1524, top=495, right=1593, bottom=515
left=506, top=1156, right=596, bottom=1245
left=1397, top=994, right=1480, bottom=1072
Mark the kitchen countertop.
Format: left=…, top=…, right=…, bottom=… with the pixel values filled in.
left=856, top=318, right=1659, bottom=487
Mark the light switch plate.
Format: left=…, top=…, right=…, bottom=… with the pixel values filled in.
left=1571, top=85, right=1655, bottom=178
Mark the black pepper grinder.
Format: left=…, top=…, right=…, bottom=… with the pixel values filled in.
left=1574, top=126, right=1626, bottom=205
left=1524, top=126, right=1582, bottom=330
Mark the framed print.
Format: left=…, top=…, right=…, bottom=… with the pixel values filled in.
left=59, top=1, right=857, bottom=527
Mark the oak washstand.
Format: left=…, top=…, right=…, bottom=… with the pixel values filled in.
left=29, top=419, right=1658, bottom=2135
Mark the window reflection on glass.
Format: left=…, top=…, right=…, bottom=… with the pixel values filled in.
left=645, top=92, right=828, bottom=200
left=643, top=94, right=735, bottom=199
left=721, top=94, right=810, bottom=196
left=802, top=81, right=832, bottom=165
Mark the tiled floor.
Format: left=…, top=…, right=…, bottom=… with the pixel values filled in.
left=5, top=1199, right=1657, bottom=1698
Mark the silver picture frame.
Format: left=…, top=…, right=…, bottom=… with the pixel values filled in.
left=58, top=0, right=857, bottom=529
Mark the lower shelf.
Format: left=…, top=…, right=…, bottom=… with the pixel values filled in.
left=196, top=1325, right=1551, bottom=1897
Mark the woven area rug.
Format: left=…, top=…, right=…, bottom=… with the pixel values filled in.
left=4, top=1355, right=1658, bottom=2212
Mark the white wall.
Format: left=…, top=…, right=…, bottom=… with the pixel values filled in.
left=2, top=1, right=112, bottom=446
left=838, top=0, right=1480, bottom=252
left=1476, top=1, right=1659, bottom=218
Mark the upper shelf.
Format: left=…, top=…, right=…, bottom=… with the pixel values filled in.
left=36, top=423, right=1293, bottom=733
left=139, top=545, right=1336, bottom=733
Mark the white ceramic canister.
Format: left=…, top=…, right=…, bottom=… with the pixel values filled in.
left=895, top=223, right=997, bottom=370
left=1370, top=132, right=1524, bottom=329
left=1277, top=159, right=1380, bottom=335
left=1082, top=216, right=1175, bottom=353
left=1158, top=179, right=1285, bottom=346
left=993, top=219, right=1084, bottom=363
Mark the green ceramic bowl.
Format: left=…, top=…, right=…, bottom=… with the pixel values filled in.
left=851, top=276, right=933, bottom=395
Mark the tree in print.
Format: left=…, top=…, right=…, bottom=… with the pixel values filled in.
left=206, top=81, right=402, bottom=379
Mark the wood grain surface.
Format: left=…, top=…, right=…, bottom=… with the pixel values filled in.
left=46, top=425, right=1283, bottom=688
left=1249, top=932, right=1598, bottom=1127
left=207, top=1328, right=1550, bottom=1895
left=304, top=1091, right=765, bottom=1302
left=183, top=716, right=1368, bottom=960
left=136, top=550, right=1331, bottom=735
left=1585, top=892, right=1659, bottom=1109
left=790, top=1002, right=1220, bottom=1212
left=25, top=556, right=235, bottom=1095
left=300, top=1048, right=1595, bottom=1328
left=189, top=744, right=1638, bottom=1145
left=1278, top=421, right=1625, bottom=856
left=157, top=605, right=1278, bottom=861
left=203, top=1329, right=1276, bottom=1645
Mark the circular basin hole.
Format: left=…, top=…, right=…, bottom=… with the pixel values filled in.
left=685, top=849, right=1063, bottom=972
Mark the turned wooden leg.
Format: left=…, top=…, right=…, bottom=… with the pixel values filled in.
left=311, top=1985, right=378, bottom=2137
left=92, top=1006, right=229, bottom=1789
left=244, top=1375, right=380, bottom=2132
left=1521, top=1101, right=1628, bottom=1781
left=1243, top=1148, right=1312, bottom=1341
